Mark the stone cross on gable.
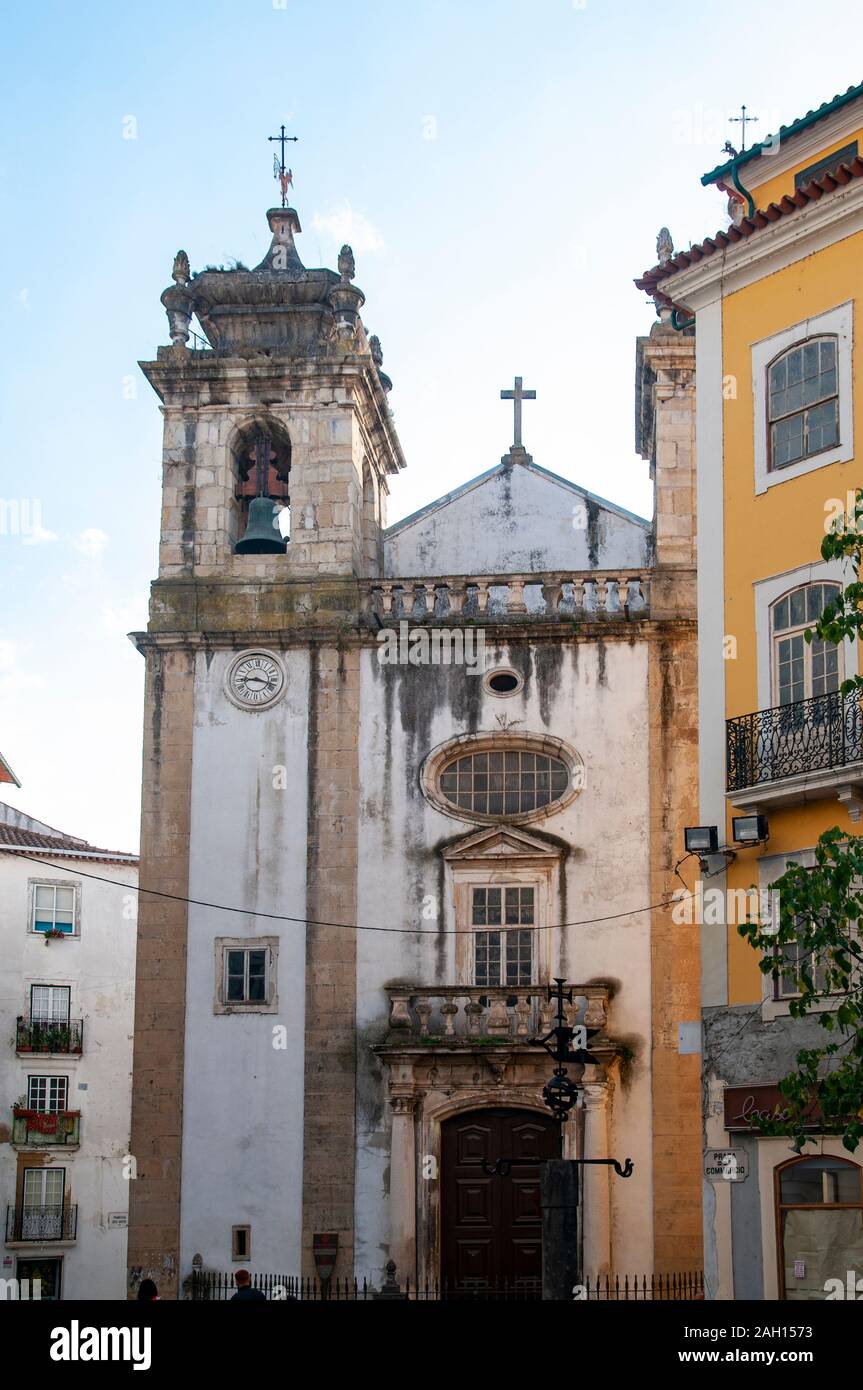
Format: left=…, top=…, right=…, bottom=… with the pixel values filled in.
left=501, top=376, right=536, bottom=449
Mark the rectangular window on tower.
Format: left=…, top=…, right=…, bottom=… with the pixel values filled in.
left=214, top=938, right=279, bottom=1014
left=472, top=886, right=535, bottom=987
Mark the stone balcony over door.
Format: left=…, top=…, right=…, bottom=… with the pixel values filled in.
left=384, top=984, right=611, bottom=1045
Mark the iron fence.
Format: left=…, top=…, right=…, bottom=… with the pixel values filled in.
left=584, top=1271, right=704, bottom=1301
left=189, top=1268, right=703, bottom=1302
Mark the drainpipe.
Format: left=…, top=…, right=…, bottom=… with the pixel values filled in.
left=725, top=162, right=756, bottom=220
left=671, top=307, right=696, bottom=332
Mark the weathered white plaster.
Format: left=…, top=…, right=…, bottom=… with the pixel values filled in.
left=385, top=459, right=650, bottom=577
left=354, top=637, right=655, bottom=1279
left=179, top=650, right=310, bottom=1278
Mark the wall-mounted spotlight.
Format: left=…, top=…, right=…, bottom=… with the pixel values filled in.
left=732, top=814, right=769, bottom=845
left=684, top=826, right=719, bottom=855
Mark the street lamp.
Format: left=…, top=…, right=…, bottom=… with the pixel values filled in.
left=480, top=978, right=633, bottom=1300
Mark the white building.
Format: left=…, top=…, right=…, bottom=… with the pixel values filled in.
left=0, top=796, right=138, bottom=1300
left=128, top=200, right=702, bottom=1296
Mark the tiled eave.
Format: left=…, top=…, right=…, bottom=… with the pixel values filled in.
left=635, top=156, right=863, bottom=308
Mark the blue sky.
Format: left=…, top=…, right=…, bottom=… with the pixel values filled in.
left=1, top=0, right=860, bottom=848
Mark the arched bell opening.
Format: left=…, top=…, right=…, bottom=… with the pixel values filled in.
left=232, top=420, right=292, bottom=554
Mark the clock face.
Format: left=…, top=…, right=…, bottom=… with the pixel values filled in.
left=226, top=651, right=286, bottom=710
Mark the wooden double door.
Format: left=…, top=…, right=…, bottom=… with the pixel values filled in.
left=441, top=1108, right=559, bottom=1292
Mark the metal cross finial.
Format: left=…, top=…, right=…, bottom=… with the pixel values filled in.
left=501, top=376, right=536, bottom=449
left=548, top=977, right=573, bottom=1031
left=268, top=124, right=299, bottom=207
left=729, top=104, right=759, bottom=152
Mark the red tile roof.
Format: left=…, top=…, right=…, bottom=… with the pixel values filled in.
left=635, top=156, right=863, bottom=306
left=0, top=821, right=138, bottom=863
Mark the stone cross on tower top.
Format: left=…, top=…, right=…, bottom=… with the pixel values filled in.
left=501, top=376, right=536, bottom=449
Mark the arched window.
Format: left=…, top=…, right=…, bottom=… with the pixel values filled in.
left=776, top=1155, right=863, bottom=1299
left=771, top=583, right=841, bottom=706
left=768, top=336, right=839, bottom=470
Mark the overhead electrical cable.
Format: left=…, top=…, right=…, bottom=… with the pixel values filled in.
left=3, top=848, right=695, bottom=937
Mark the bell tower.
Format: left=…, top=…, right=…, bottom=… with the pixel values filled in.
left=148, top=207, right=404, bottom=580
left=127, top=184, right=406, bottom=1294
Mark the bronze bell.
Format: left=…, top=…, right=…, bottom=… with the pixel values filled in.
left=235, top=496, right=288, bottom=555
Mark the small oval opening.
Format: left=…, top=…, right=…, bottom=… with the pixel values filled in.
left=487, top=671, right=520, bottom=694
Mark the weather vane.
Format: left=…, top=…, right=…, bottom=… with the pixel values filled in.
left=268, top=124, right=299, bottom=207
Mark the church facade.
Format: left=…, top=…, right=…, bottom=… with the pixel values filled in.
left=126, top=197, right=702, bottom=1295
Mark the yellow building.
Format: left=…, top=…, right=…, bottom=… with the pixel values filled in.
left=638, top=81, right=863, bottom=1300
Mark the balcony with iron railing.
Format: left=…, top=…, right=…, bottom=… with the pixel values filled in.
left=5, top=1204, right=77, bottom=1243
left=11, top=1109, right=81, bottom=1148
left=726, top=690, right=863, bottom=813
left=15, top=1017, right=84, bottom=1056
left=383, top=984, right=610, bottom=1044
left=362, top=572, right=649, bottom=626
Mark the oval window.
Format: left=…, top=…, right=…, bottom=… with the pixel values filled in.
left=485, top=670, right=522, bottom=696
left=439, top=748, right=569, bottom=818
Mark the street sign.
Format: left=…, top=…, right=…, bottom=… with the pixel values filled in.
left=703, top=1148, right=749, bottom=1182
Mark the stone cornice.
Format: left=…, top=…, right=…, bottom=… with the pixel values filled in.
left=130, top=615, right=696, bottom=656
left=139, top=352, right=405, bottom=475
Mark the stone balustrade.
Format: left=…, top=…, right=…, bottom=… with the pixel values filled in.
left=363, top=572, right=648, bottom=624
left=386, top=985, right=609, bottom=1043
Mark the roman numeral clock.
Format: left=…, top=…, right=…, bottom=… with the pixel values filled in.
left=225, top=651, right=286, bottom=710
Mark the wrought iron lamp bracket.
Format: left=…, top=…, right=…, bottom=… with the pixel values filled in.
left=482, top=1156, right=634, bottom=1178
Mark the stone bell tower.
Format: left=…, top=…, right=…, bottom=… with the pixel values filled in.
left=152, top=207, right=404, bottom=580
left=127, top=194, right=405, bottom=1294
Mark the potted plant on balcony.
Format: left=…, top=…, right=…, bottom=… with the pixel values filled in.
left=43, top=927, right=66, bottom=946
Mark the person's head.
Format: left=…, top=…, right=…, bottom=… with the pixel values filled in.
left=137, top=1278, right=158, bottom=1301
left=234, top=1269, right=251, bottom=1288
